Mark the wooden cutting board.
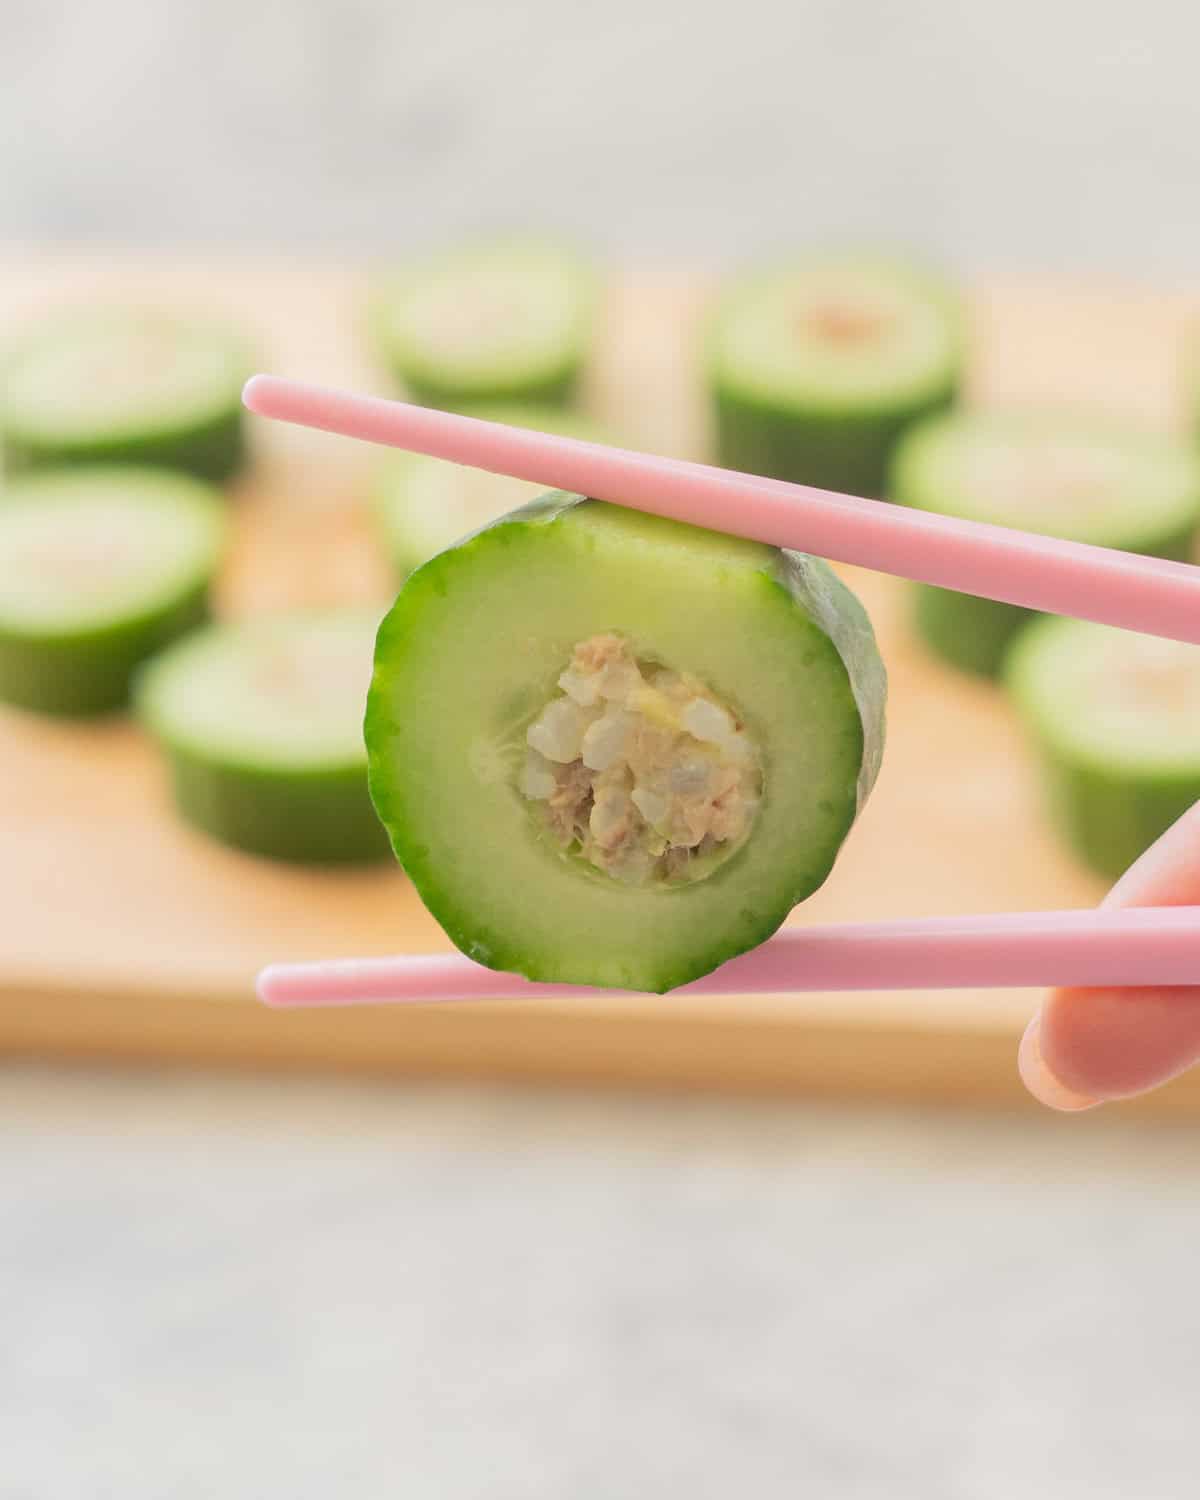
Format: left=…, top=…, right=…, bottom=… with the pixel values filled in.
left=2, top=249, right=1198, bottom=1113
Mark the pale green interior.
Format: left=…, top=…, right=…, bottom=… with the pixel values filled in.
left=0, top=471, right=224, bottom=633
left=1009, top=617, right=1200, bottom=772
left=4, top=313, right=245, bottom=441
left=897, top=413, right=1200, bottom=545
left=141, top=611, right=382, bottom=770
left=712, top=259, right=958, bottom=407
left=369, top=501, right=863, bottom=989
left=377, top=244, right=590, bottom=387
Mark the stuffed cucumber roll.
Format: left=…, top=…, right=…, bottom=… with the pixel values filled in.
left=893, top=411, right=1200, bottom=677
left=0, top=466, right=225, bottom=716
left=2, top=309, right=249, bottom=481
left=366, top=494, right=886, bottom=992
left=708, top=256, right=962, bottom=498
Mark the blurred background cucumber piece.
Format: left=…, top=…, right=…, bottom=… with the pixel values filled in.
left=0, top=467, right=226, bottom=716
left=892, top=411, right=1200, bottom=677
left=708, top=255, right=962, bottom=498
left=370, top=240, right=595, bottom=411
left=372, top=403, right=606, bottom=576
left=2, top=309, right=249, bottom=481
left=137, top=610, right=390, bottom=864
left=1006, top=617, right=1200, bottom=880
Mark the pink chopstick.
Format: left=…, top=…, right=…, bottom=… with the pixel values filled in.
left=258, top=907, right=1200, bottom=1007
left=243, top=375, right=1200, bottom=644
left=242, top=379, right=1200, bottom=1009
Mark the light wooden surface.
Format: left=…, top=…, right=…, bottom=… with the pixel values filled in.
left=2, top=250, right=1198, bottom=1111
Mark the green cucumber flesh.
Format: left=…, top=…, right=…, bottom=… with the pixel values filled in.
left=366, top=494, right=886, bottom=992
left=137, top=610, right=390, bottom=863
left=2, top=309, right=249, bottom=481
left=893, top=411, right=1200, bottom=677
left=371, top=241, right=594, bottom=410
left=373, top=404, right=606, bottom=576
left=708, top=256, right=962, bottom=497
left=1006, top=616, right=1200, bottom=880
left=0, top=467, right=226, bottom=716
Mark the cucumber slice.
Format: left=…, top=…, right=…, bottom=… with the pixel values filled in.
left=893, top=412, right=1200, bottom=677
left=137, top=610, right=390, bottom=864
left=373, top=404, right=606, bottom=577
left=371, top=241, right=595, bottom=410
left=135, top=612, right=390, bottom=870
left=2, top=309, right=249, bottom=481
left=1006, top=617, right=1200, bottom=880
left=366, top=494, right=886, bottom=992
left=708, top=256, right=962, bottom=498
left=0, top=467, right=226, bottom=716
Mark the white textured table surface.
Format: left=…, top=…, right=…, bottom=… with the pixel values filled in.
left=4, top=1, right=1200, bottom=276
left=5, top=1064, right=1200, bottom=1500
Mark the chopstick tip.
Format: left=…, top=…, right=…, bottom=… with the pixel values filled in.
left=255, top=963, right=289, bottom=1008
left=241, top=372, right=275, bottom=415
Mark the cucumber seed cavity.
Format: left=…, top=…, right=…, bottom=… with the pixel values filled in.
left=519, top=633, right=762, bottom=887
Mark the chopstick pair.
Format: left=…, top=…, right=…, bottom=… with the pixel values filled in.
left=243, top=377, right=1200, bottom=1008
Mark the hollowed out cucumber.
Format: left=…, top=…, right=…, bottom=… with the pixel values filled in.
left=708, top=256, right=962, bottom=499
left=1006, top=617, right=1200, bottom=880
left=0, top=467, right=226, bottom=716
left=892, top=411, right=1200, bottom=677
left=137, top=611, right=390, bottom=864
left=366, top=494, right=887, bottom=993
left=370, top=241, right=595, bottom=411
left=2, top=309, right=250, bottom=481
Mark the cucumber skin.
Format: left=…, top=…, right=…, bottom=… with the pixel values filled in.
left=712, top=379, right=957, bottom=500
left=158, top=745, right=391, bottom=864
left=0, top=582, right=209, bottom=717
left=910, top=586, right=1034, bottom=679
left=386, top=363, right=579, bottom=415
left=909, top=525, right=1197, bottom=679
left=366, top=492, right=888, bottom=992
left=2, top=406, right=246, bottom=484
left=1034, top=750, right=1200, bottom=883
left=773, top=547, right=886, bottom=814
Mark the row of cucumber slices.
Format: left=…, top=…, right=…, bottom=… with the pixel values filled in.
left=0, top=263, right=601, bottom=869
left=370, top=245, right=1200, bottom=891
left=0, top=310, right=382, bottom=863
left=0, top=466, right=388, bottom=862
left=3, top=245, right=1199, bottom=908
left=0, top=254, right=606, bottom=866
left=708, top=255, right=1200, bottom=887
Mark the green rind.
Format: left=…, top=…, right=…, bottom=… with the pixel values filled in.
left=0, top=581, right=209, bottom=717
left=773, top=548, right=888, bottom=810
left=1030, top=749, right=1200, bottom=883
left=909, top=585, right=1034, bottom=679
left=713, top=379, right=957, bottom=500
left=365, top=493, right=887, bottom=993
left=157, top=745, right=391, bottom=864
left=2, top=404, right=246, bottom=484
